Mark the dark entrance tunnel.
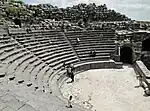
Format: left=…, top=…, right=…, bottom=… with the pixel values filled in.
left=142, top=39, right=150, bottom=51
left=120, top=47, right=133, bottom=64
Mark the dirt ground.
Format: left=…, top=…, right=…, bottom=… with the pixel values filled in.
left=60, top=65, right=150, bottom=111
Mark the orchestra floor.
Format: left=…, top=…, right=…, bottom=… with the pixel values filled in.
left=60, top=65, right=150, bottom=111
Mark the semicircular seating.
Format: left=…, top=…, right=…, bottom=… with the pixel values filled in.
left=0, top=29, right=116, bottom=111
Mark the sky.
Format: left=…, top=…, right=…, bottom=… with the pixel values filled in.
left=24, top=0, right=150, bottom=21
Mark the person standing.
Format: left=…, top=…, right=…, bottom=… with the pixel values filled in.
left=66, top=96, right=73, bottom=108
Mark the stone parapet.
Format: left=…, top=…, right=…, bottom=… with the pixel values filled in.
left=74, top=60, right=121, bottom=73
left=134, top=60, right=150, bottom=89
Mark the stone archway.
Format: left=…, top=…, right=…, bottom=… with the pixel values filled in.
left=142, top=39, right=150, bottom=51
left=120, top=47, right=133, bottom=64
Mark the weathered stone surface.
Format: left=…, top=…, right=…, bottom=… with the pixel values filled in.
left=18, top=104, right=36, bottom=111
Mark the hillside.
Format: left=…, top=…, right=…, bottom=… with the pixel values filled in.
left=0, top=0, right=131, bottom=26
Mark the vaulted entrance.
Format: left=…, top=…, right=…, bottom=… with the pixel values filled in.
left=142, top=39, right=150, bottom=51
left=120, top=47, right=133, bottom=64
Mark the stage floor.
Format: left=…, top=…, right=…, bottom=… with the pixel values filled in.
left=60, top=65, right=150, bottom=111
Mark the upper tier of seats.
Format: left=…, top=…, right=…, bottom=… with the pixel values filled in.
left=64, top=30, right=116, bottom=62
left=11, top=30, right=79, bottom=70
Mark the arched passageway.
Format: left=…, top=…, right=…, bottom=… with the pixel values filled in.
left=120, top=47, right=133, bottom=64
left=142, top=39, right=150, bottom=51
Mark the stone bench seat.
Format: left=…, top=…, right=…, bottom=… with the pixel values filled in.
left=23, top=42, right=40, bottom=47
left=0, top=37, right=11, bottom=40
left=3, top=47, right=15, bottom=53
left=66, top=31, right=114, bottom=34
left=50, top=40, right=68, bottom=45
left=14, top=55, right=36, bottom=74
left=34, top=49, right=52, bottom=56
left=23, top=61, right=44, bottom=82
left=20, top=56, right=36, bottom=71
left=28, top=58, right=40, bottom=65
left=84, top=35, right=116, bottom=39
left=34, top=37, right=50, bottom=42
left=67, top=34, right=115, bottom=39
left=5, top=50, right=30, bottom=65
left=69, top=37, right=116, bottom=41
left=48, top=55, right=77, bottom=68
left=85, top=32, right=115, bottom=34
left=33, top=45, right=71, bottom=55
left=73, top=42, right=115, bottom=47
left=30, top=62, right=47, bottom=82
left=7, top=54, right=35, bottom=74
left=32, top=47, right=52, bottom=53
left=80, top=55, right=110, bottom=61
left=0, top=48, right=26, bottom=62
left=76, top=47, right=115, bottom=52
left=71, top=40, right=115, bottom=45
left=42, top=68, right=53, bottom=87
left=65, top=58, right=79, bottom=66
left=34, top=47, right=72, bottom=57
left=77, top=50, right=114, bottom=54
left=78, top=36, right=115, bottom=40
left=43, top=51, right=74, bottom=63
left=36, top=63, right=48, bottom=74
left=13, top=66, right=25, bottom=84
left=18, top=39, right=39, bottom=43
left=85, top=33, right=115, bottom=36
left=39, top=48, right=73, bottom=59
left=39, top=41, right=50, bottom=44
left=65, top=35, right=84, bottom=38
left=71, top=39, right=115, bottom=44
left=0, top=47, right=15, bottom=56
left=16, top=33, right=34, bottom=36
left=20, top=54, right=35, bottom=65
left=37, top=36, right=65, bottom=40
left=78, top=53, right=110, bottom=58
left=32, top=43, right=70, bottom=53
left=9, top=51, right=31, bottom=66
left=0, top=39, right=15, bottom=44
left=74, top=45, right=115, bottom=50
left=36, top=65, right=51, bottom=86
left=53, top=58, right=79, bottom=70
left=29, top=62, right=44, bottom=78
left=20, top=60, right=38, bottom=82
left=0, top=42, right=18, bottom=50
left=19, top=39, right=49, bottom=45
left=38, top=49, right=72, bottom=59
left=26, top=43, right=50, bottom=50
left=15, top=37, right=32, bottom=41
left=15, top=36, right=35, bottom=41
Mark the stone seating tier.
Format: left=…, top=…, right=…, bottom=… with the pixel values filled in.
left=65, top=30, right=116, bottom=61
